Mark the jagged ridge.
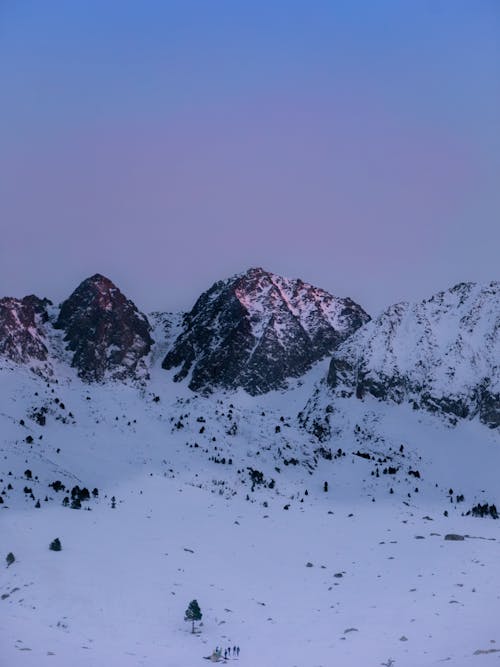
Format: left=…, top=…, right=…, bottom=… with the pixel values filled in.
left=162, top=267, right=370, bottom=395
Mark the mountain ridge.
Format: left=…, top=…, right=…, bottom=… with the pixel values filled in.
left=313, top=280, right=499, bottom=429
left=162, top=267, right=370, bottom=394
left=0, top=271, right=498, bottom=429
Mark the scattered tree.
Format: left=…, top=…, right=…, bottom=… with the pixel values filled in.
left=50, top=480, right=65, bottom=492
left=6, top=552, right=15, bottom=567
left=184, top=599, right=202, bottom=634
left=468, top=502, right=499, bottom=519
left=49, top=538, right=62, bottom=551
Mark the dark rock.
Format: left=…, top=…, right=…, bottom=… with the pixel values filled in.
left=478, top=384, right=500, bottom=430
left=0, top=295, right=51, bottom=364
left=163, top=268, right=369, bottom=395
left=55, top=274, right=152, bottom=382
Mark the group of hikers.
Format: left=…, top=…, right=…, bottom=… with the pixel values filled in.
left=210, top=645, right=240, bottom=661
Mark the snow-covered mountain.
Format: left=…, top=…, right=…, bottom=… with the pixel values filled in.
left=317, top=281, right=499, bottom=429
left=2, top=347, right=500, bottom=667
left=1, top=272, right=500, bottom=667
left=162, top=267, right=370, bottom=395
left=1, top=273, right=498, bottom=432
left=0, top=274, right=154, bottom=383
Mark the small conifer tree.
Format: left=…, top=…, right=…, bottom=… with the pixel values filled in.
left=49, top=538, right=62, bottom=551
left=6, top=552, right=15, bottom=567
left=184, top=599, right=202, bottom=634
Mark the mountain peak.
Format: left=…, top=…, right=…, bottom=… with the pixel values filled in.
left=163, top=269, right=370, bottom=395
left=85, top=273, right=113, bottom=284
left=241, top=266, right=267, bottom=277
left=55, top=276, right=152, bottom=382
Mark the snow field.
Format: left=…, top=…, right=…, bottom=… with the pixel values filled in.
left=1, top=365, right=500, bottom=666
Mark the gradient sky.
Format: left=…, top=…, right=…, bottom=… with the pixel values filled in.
left=1, top=1, right=499, bottom=316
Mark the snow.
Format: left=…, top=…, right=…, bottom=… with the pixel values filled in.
left=234, top=269, right=366, bottom=345
left=327, top=281, right=500, bottom=413
left=2, top=356, right=500, bottom=667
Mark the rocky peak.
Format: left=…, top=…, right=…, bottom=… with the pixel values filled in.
left=0, top=295, right=51, bottom=365
left=163, top=267, right=370, bottom=395
left=55, top=274, right=153, bottom=382
left=325, top=281, right=500, bottom=428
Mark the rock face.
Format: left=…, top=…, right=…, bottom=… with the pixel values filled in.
left=0, top=295, right=51, bottom=365
left=162, top=267, right=370, bottom=395
left=326, top=281, right=500, bottom=428
left=55, top=274, right=153, bottom=382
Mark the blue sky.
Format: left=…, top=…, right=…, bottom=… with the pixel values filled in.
left=1, top=1, right=499, bottom=314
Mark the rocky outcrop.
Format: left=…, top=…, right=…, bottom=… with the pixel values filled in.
left=55, top=274, right=153, bottom=382
left=163, top=267, right=370, bottom=395
left=0, top=295, right=51, bottom=365
left=325, top=282, right=500, bottom=428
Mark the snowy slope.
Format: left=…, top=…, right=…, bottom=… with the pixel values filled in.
left=1, top=275, right=500, bottom=667
left=325, top=281, right=500, bottom=428
left=2, top=361, right=500, bottom=667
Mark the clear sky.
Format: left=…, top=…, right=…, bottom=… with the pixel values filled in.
left=1, top=1, right=499, bottom=316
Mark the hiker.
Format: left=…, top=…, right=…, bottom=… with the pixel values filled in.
left=224, top=649, right=227, bottom=659
left=237, top=646, right=240, bottom=656
left=227, top=646, right=231, bottom=657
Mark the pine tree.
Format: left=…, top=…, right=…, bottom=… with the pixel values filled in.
left=49, top=538, right=62, bottom=551
left=6, top=552, right=15, bottom=567
left=184, top=599, right=202, bottom=634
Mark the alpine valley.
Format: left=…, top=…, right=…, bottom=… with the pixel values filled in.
left=1, top=268, right=499, bottom=667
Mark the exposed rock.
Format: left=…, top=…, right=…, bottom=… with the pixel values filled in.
left=473, top=648, right=500, bottom=655
left=0, top=295, right=52, bottom=365
left=163, top=267, right=369, bottom=395
left=55, top=274, right=152, bottom=382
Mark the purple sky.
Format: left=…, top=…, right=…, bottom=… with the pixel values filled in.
left=1, top=1, right=499, bottom=316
